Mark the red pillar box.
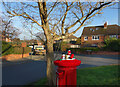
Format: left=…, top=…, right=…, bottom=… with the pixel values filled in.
left=54, top=59, right=81, bottom=87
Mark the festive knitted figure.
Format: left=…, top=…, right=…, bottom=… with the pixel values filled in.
left=70, top=54, right=74, bottom=59
left=67, top=50, right=71, bottom=58
left=67, top=50, right=71, bottom=55
left=61, top=54, right=65, bottom=60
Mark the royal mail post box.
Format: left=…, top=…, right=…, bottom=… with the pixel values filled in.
left=54, top=59, right=81, bottom=87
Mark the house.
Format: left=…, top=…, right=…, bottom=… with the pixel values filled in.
left=81, top=22, right=120, bottom=47
left=68, top=43, right=80, bottom=48
left=54, top=35, right=77, bottom=43
left=0, top=31, right=12, bottom=42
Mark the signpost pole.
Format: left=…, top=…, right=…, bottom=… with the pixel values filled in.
left=21, top=42, right=26, bottom=58
left=22, top=47, right=24, bottom=58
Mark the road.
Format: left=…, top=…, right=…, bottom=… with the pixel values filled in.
left=2, top=55, right=46, bottom=86
left=75, top=54, right=119, bottom=69
left=2, top=54, right=119, bottom=86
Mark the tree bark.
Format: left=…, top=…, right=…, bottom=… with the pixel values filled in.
left=46, top=39, right=56, bottom=86
left=37, top=2, right=56, bottom=85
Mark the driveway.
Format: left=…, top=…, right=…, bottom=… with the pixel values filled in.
left=2, top=54, right=119, bottom=86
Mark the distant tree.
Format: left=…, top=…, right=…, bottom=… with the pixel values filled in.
left=0, top=16, right=21, bottom=40
left=75, top=37, right=81, bottom=44
left=12, top=38, right=20, bottom=42
left=36, top=32, right=46, bottom=44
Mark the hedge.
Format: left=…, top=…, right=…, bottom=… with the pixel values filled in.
left=2, top=41, right=31, bottom=56
left=69, top=47, right=100, bottom=53
left=104, top=38, right=120, bottom=52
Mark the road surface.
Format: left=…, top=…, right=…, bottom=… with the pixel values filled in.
left=2, top=54, right=119, bottom=86
left=2, top=55, right=46, bottom=86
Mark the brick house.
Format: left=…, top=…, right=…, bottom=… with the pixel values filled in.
left=81, top=22, right=120, bottom=47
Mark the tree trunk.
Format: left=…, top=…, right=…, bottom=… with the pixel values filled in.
left=37, top=2, right=56, bottom=86
left=46, top=39, right=56, bottom=86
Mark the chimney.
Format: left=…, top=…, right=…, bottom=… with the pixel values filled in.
left=104, top=22, right=107, bottom=29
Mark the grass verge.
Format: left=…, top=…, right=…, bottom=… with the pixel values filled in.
left=77, top=65, right=119, bottom=85
left=26, top=65, right=119, bottom=86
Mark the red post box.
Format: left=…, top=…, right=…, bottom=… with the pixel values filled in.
left=54, top=59, right=81, bottom=87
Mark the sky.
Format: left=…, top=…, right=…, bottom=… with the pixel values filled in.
left=1, top=2, right=119, bottom=40
left=74, top=2, right=119, bottom=37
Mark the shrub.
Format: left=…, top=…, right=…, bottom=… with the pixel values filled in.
left=2, top=41, right=12, bottom=54
left=104, top=38, right=120, bottom=52
left=2, top=41, right=31, bottom=56
left=13, top=47, right=31, bottom=54
left=70, top=47, right=100, bottom=53
left=54, top=41, right=70, bottom=52
left=53, top=43, right=61, bottom=51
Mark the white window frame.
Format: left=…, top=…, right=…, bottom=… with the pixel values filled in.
left=92, top=35, right=99, bottom=40
left=84, top=36, right=88, bottom=41
left=96, top=28, right=99, bottom=30
left=109, top=35, right=118, bottom=39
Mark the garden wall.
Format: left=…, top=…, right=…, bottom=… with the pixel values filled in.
left=1, top=53, right=29, bottom=61
left=74, top=51, right=120, bottom=55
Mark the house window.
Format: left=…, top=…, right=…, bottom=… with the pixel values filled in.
left=92, top=35, right=99, bottom=40
left=90, top=28, right=93, bottom=31
left=96, top=28, right=99, bottom=30
left=84, top=36, right=88, bottom=41
left=109, top=35, right=118, bottom=39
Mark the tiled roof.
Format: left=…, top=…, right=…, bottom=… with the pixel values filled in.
left=82, top=24, right=120, bottom=36
left=67, top=35, right=78, bottom=39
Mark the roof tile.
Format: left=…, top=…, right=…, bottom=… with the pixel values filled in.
left=82, top=25, right=120, bottom=36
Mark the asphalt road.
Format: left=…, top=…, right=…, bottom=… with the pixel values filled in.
left=2, top=54, right=119, bottom=86
left=2, top=55, right=46, bottom=86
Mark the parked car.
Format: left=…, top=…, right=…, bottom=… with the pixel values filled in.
left=34, top=45, right=46, bottom=56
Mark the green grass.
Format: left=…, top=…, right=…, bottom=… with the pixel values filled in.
left=77, top=65, right=119, bottom=85
left=33, top=78, right=48, bottom=85
left=23, top=78, right=47, bottom=87
left=30, top=65, right=119, bottom=86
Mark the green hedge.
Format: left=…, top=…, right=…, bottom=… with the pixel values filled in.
left=104, top=38, right=120, bottom=52
left=2, top=41, right=31, bottom=56
left=69, top=47, right=100, bottom=53
left=2, top=41, right=12, bottom=53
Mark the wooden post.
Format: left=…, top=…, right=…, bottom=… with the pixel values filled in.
left=22, top=42, right=26, bottom=58
left=22, top=47, right=24, bottom=58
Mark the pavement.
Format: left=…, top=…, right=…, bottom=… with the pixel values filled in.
left=1, top=53, right=120, bottom=86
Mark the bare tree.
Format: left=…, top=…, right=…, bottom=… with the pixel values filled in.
left=36, top=32, right=46, bottom=44
left=2, top=1, right=115, bottom=85
left=0, top=16, right=21, bottom=40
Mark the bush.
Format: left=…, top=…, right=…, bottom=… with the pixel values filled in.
left=53, top=43, right=61, bottom=51
left=70, top=47, right=100, bottom=53
left=54, top=41, right=70, bottom=52
left=61, top=42, right=70, bottom=52
left=13, top=47, right=31, bottom=54
left=2, top=41, right=31, bottom=56
left=2, top=41, right=12, bottom=54
left=104, top=38, right=120, bottom=52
